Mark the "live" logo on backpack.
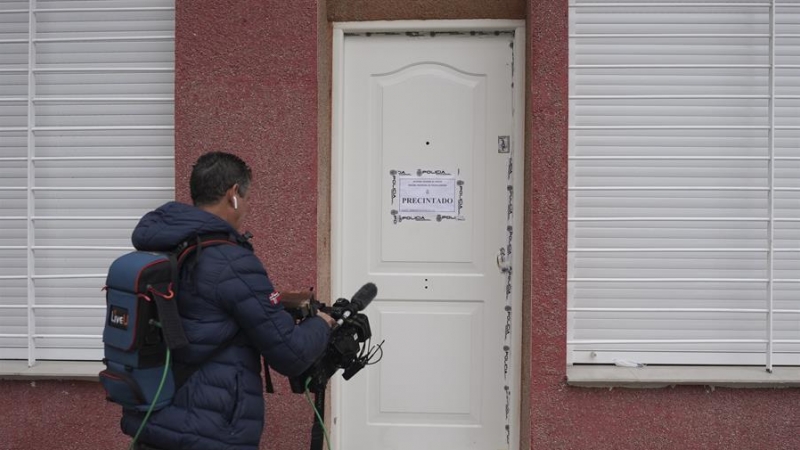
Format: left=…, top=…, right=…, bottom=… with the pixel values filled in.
left=108, top=306, right=129, bottom=330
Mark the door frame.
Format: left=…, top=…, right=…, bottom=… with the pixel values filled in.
left=331, top=20, right=526, bottom=450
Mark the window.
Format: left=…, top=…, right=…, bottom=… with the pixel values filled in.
left=0, top=0, right=175, bottom=364
left=569, top=0, right=800, bottom=369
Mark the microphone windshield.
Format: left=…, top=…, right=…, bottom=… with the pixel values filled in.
left=350, top=282, right=377, bottom=311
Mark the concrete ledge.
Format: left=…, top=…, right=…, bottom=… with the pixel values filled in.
left=0, top=361, right=102, bottom=381
left=567, top=365, right=800, bottom=389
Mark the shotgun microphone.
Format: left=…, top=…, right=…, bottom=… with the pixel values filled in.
left=350, top=282, right=377, bottom=312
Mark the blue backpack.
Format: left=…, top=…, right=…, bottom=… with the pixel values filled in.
left=99, top=235, right=236, bottom=412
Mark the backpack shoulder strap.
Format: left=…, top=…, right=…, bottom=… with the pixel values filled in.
left=152, top=250, right=188, bottom=350
left=153, top=234, right=238, bottom=350
left=168, top=233, right=244, bottom=388
left=263, top=356, right=275, bottom=393
left=176, top=233, right=238, bottom=266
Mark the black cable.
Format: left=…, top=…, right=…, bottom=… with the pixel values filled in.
left=366, top=340, right=385, bottom=365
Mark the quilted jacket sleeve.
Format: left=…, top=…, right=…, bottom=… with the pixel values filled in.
left=215, top=251, right=331, bottom=377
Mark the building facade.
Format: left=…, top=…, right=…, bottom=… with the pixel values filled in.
left=1, top=0, right=799, bottom=449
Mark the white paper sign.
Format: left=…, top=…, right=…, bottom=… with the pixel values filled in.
left=398, top=177, right=456, bottom=213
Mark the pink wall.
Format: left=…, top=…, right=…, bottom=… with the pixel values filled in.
left=173, top=1, right=326, bottom=449
left=174, top=0, right=322, bottom=291
left=0, top=380, right=125, bottom=449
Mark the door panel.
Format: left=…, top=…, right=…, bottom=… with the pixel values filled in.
left=371, top=301, right=483, bottom=422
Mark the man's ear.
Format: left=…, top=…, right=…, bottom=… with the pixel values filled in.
left=224, top=184, right=238, bottom=209
left=225, top=184, right=238, bottom=199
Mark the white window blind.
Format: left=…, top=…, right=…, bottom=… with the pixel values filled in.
left=569, top=0, right=800, bottom=368
left=0, top=0, right=175, bottom=364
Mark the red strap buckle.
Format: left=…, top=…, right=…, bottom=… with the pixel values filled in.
left=147, top=283, right=175, bottom=300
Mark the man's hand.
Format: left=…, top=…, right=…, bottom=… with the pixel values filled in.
left=280, top=291, right=314, bottom=310
left=317, top=311, right=336, bottom=328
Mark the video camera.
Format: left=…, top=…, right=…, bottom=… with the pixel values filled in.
left=283, top=282, right=383, bottom=394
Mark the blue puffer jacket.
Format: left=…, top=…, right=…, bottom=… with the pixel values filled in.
left=121, top=202, right=330, bottom=450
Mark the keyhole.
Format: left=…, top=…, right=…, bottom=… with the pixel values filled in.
left=425, top=141, right=430, bottom=146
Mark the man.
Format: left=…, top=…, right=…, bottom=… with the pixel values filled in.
left=122, top=151, right=335, bottom=449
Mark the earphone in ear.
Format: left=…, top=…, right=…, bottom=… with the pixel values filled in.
left=233, top=196, right=238, bottom=210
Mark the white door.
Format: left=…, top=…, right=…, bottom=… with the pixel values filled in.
left=335, top=28, right=523, bottom=450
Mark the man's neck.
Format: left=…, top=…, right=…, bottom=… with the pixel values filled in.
left=199, top=203, right=233, bottom=227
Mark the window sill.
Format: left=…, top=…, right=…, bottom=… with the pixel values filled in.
left=0, top=361, right=102, bottom=381
left=567, top=365, right=800, bottom=388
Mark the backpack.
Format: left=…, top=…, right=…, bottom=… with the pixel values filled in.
left=98, top=235, right=237, bottom=412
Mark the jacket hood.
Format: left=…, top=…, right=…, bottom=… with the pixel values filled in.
left=131, top=201, right=239, bottom=251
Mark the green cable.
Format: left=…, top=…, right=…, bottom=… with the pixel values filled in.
left=129, top=348, right=171, bottom=450
left=304, top=377, right=332, bottom=450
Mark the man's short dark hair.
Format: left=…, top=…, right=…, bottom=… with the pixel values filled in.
left=190, top=152, right=252, bottom=206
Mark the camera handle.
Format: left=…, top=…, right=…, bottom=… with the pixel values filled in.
left=309, top=386, right=326, bottom=450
